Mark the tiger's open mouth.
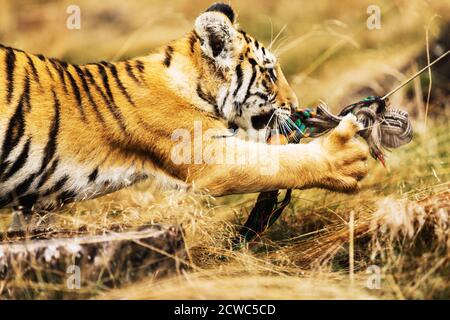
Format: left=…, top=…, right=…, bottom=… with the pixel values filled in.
left=251, top=111, right=275, bottom=130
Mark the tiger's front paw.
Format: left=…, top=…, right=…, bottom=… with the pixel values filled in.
left=310, top=114, right=369, bottom=193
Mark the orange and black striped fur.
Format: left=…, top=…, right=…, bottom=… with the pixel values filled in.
left=0, top=4, right=369, bottom=222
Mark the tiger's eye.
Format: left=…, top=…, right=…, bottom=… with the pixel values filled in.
left=209, top=34, right=224, bottom=57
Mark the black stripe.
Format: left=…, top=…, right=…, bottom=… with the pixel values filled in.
left=5, top=47, right=16, bottom=104
left=136, top=60, right=145, bottom=72
left=235, top=101, right=243, bottom=116
left=124, top=60, right=141, bottom=84
left=84, top=68, right=110, bottom=99
left=37, top=90, right=60, bottom=175
left=0, top=193, right=13, bottom=208
left=0, top=92, right=26, bottom=164
left=0, top=46, right=24, bottom=53
left=196, top=83, right=219, bottom=115
left=253, top=92, right=269, bottom=101
left=96, top=63, right=129, bottom=129
left=189, top=32, right=198, bottom=53
left=49, top=58, right=68, bottom=93
left=221, top=90, right=230, bottom=112
left=57, top=60, right=69, bottom=68
left=65, top=66, right=87, bottom=121
left=58, top=190, right=77, bottom=204
left=242, top=67, right=257, bottom=104
left=26, top=54, right=40, bottom=84
left=0, top=138, right=31, bottom=182
left=37, top=158, right=59, bottom=189
left=240, top=31, right=252, bottom=44
left=18, top=193, right=39, bottom=209
left=96, top=63, right=116, bottom=103
left=88, top=167, right=99, bottom=182
left=102, top=62, right=135, bottom=107
left=85, top=66, right=127, bottom=133
left=0, top=161, right=10, bottom=177
left=109, top=139, right=181, bottom=180
left=23, top=74, right=31, bottom=111
left=38, top=55, right=55, bottom=81
left=268, top=68, right=277, bottom=82
left=233, top=59, right=248, bottom=117
left=73, top=65, right=106, bottom=124
left=248, top=58, right=258, bottom=66
left=42, top=175, right=69, bottom=197
left=233, top=64, right=243, bottom=96
left=135, top=60, right=145, bottom=75
left=163, top=46, right=174, bottom=67
left=45, top=65, right=55, bottom=81
left=270, top=92, right=278, bottom=103
left=4, top=88, right=62, bottom=206
left=13, top=173, right=37, bottom=197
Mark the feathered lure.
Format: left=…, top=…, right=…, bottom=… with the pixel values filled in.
left=234, top=97, right=413, bottom=246
left=234, top=49, right=449, bottom=246
left=278, top=96, right=413, bottom=166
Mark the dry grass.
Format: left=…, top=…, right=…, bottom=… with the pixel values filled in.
left=0, top=0, right=449, bottom=299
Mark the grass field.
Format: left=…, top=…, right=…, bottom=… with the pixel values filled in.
left=0, top=0, right=449, bottom=299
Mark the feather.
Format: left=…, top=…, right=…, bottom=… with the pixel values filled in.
left=236, top=96, right=414, bottom=246
left=288, top=97, right=413, bottom=163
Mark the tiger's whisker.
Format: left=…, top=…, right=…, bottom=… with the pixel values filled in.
left=270, top=24, right=288, bottom=50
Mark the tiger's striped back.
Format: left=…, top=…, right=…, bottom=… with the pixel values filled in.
left=0, top=45, right=168, bottom=210
left=0, top=3, right=299, bottom=212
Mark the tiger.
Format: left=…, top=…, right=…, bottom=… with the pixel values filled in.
left=0, top=3, right=369, bottom=229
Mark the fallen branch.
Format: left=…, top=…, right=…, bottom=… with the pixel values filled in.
left=0, top=224, right=186, bottom=297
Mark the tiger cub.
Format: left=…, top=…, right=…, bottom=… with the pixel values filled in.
left=0, top=3, right=368, bottom=225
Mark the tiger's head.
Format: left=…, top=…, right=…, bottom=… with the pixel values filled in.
left=192, top=3, right=298, bottom=132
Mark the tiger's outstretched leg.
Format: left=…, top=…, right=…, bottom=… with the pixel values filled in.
left=187, top=115, right=369, bottom=197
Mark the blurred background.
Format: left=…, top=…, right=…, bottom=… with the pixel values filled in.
left=0, top=0, right=449, bottom=300
left=1, top=0, right=449, bottom=111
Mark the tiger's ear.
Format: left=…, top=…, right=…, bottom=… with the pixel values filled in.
left=195, top=3, right=238, bottom=65
left=205, top=3, right=235, bottom=23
